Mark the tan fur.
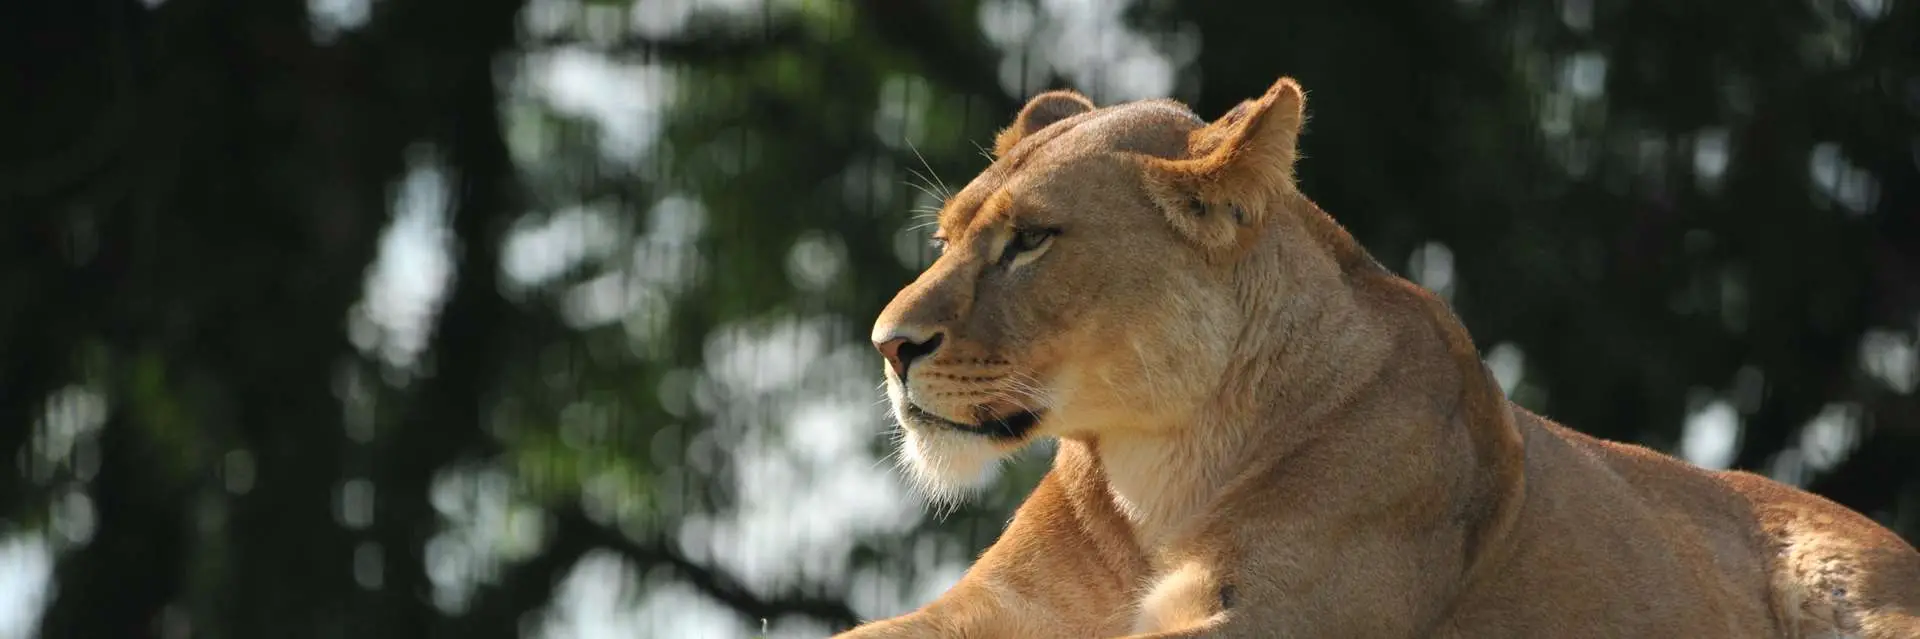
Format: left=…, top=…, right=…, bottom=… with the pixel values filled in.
left=843, top=78, right=1920, bottom=638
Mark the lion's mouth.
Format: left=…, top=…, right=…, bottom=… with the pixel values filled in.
left=903, top=402, right=1042, bottom=440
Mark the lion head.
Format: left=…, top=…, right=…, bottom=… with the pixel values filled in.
left=871, top=77, right=1340, bottom=502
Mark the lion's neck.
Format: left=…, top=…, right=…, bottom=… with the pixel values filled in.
left=1097, top=423, right=1255, bottom=547
left=1094, top=219, right=1408, bottom=549
left=1098, top=299, right=1395, bottom=548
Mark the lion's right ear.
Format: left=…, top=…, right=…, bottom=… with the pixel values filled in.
left=992, top=90, right=1095, bottom=157
left=1143, top=77, right=1308, bottom=256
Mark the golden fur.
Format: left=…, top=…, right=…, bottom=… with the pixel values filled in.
left=842, top=77, right=1920, bottom=638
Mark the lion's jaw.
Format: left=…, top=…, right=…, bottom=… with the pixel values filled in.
left=879, top=289, right=1240, bottom=505
left=883, top=380, right=1025, bottom=504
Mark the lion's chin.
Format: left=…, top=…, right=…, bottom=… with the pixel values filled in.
left=895, top=421, right=1018, bottom=506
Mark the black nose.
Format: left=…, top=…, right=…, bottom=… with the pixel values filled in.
left=874, top=333, right=944, bottom=378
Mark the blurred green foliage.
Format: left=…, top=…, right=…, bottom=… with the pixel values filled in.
left=1, top=0, right=1916, bottom=637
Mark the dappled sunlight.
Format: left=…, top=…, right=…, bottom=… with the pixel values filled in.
left=1484, top=342, right=1527, bottom=397
left=503, top=205, right=631, bottom=289
left=520, top=48, right=678, bottom=166
left=427, top=465, right=553, bottom=613
left=1408, top=241, right=1457, bottom=303
left=308, top=0, right=371, bottom=42
left=984, top=0, right=1190, bottom=102
left=1682, top=396, right=1742, bottom=471
left=0, top=536, right=50, bottom=639
left=1800, top=403, right=1863, bottom=472
left=1860, top=329, right=1918, bottom=393
left=27, top=386, right=106, bottom=489
left=351, top=149, right=456, bottom=373
left=5, top=0, right=1917, bottom=636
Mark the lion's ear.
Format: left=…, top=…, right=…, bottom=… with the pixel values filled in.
left=1144, top=77, right=1307, bottom=254
left=993, top=90, right=1096, bottom=157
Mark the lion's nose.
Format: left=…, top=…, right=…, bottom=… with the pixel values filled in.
left=874, top=332, right=944, bottom=379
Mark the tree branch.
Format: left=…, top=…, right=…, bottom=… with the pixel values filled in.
left=449, top=514, right=597, bottom=638
left=557, top=506, right=863, bottom=630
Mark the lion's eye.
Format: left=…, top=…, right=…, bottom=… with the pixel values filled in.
left=1009, top=228, right=1058, bottom=255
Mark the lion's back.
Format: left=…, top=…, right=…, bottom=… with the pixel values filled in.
left=1715, top=470, right=1920, bottom=638
left=1472, top=413, right=1779, bottom=635
left=1541, top=412, right=1920, bottom=638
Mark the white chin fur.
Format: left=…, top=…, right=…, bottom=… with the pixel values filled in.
left=896, top=422, right=1005, bottom=505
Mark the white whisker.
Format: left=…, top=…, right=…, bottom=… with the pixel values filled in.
left=903, top=179, right=948, bottom=205
left=906, top=138, right=953, bottom=201
left=971, top=139, right=995, bottom=163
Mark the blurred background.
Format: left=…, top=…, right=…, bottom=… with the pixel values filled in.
left=2, top=0, right=1917, bottom=637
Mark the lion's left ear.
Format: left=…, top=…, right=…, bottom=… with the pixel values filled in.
left=1144, top=77, right=1307, bottom=254
left=993, top=90, right=1096, bottom=157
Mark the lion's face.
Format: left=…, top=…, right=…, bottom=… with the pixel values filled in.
left=871, top=82, right=1309, bottom=500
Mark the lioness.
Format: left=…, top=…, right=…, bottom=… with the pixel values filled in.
left=842, top=76, right=1920, bottom=638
